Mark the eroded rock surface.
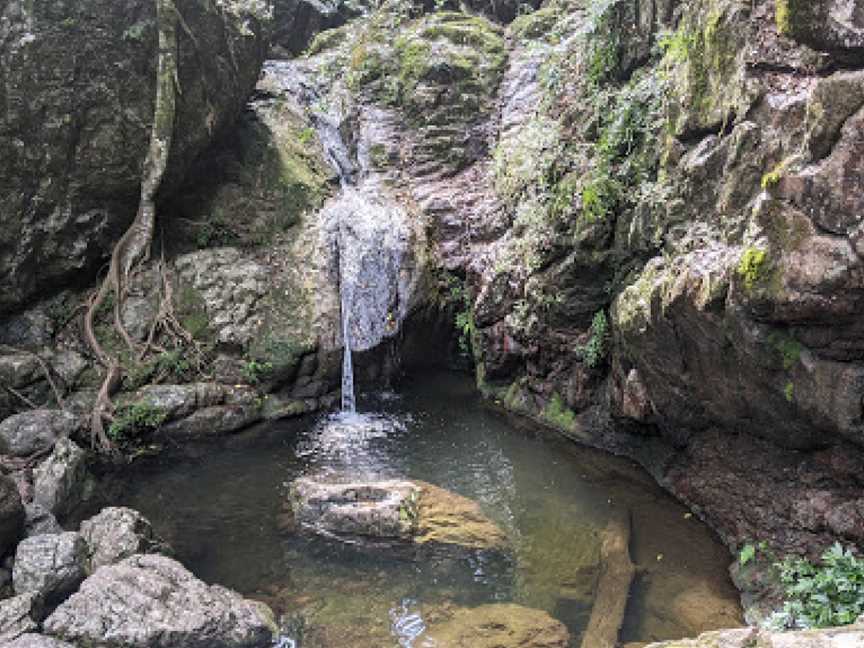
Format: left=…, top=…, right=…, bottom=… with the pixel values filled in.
left=43, top=554, right=276, bottom=648
left=0, top=593, right=39, bottom=643
left=289, top=477, right=510, bottom=559
left=0, top=473, right=25, bottom=556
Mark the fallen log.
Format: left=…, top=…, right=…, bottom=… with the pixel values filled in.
left=581, top=506, right=636, bottom=648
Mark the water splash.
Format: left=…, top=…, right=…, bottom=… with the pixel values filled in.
left=390, top=599, right=436, bottom=648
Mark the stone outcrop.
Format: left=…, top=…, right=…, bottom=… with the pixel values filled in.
left=79, top=507, right=169, bottom=570
left=0, top=410, right=79, bottom=458
left=32, top=437, right=91, bottom=520
left=12, top=532, right=87, bottom=607
left=288, top=477, right=510, bottom=559
left=43, top=554, right=276, bottom=648
left=0, top=0, right=271, bottom=315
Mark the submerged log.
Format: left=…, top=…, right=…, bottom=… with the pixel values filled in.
left=580, top=507, right=635, bottom=648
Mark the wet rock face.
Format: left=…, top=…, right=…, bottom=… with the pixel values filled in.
left=0, top=0, right=270, bottom=315
left=43, top=554, right=275, bottom=648
left=288, top=477, right=510, bottom=559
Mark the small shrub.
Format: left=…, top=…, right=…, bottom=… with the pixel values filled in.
left=580, top=310, right=609, bottom=368
left=242, top=359, right=273, bottom=384
left=738, top=246, right=768, bottom=291
left=771, top=543, right=864, bottom=629
left=108, top=402, right=168, bottom=442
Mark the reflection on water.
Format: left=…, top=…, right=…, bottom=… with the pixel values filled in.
left=103, top=371, right=743, bottom=647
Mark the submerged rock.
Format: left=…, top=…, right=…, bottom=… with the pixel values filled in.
left=423, top=603, right=570, bottom=647
left=288, top=477, right=510, bottom=559
left=0, top=410, right=79, bottom=458
left=79, top=507, right=168, bottom=570
left=12, top=532, right=87, bottom=607
left=43, top=554, right=276, bottom=648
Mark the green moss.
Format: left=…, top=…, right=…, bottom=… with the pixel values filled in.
left=510, top=6, right=561, bottom=41
left=581, top=172, right=621, bottom=222
left=784, top=381, right=795, bottom=402
left=543, top=394, right=576, bottom=431
left=769, top=332, right=802, bottom=370
left=738, top=247, right=769, bottom=291
left=307, top=25, right=350, bottom=54
left=369, top=143, right=390, bottom=168
left=108, top=402, right=168, bottom=442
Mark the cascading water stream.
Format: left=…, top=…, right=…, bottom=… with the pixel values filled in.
left=339, top=243, right=356, bottom=414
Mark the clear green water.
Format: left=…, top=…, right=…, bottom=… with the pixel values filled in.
left=104, top=371, right=742, bottom=646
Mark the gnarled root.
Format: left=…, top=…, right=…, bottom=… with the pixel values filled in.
left=82, top=0, right=179, bottom=452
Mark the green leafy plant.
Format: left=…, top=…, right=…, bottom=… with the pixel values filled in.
left=108, top=402, right=168, bottom=442
left=771, top=543, right=864, bottom=629
left=579, top=310, right=609, bottom=368
left=242, top=359, right=273, bottom=384
left=740, top=543, right=757, bottom=566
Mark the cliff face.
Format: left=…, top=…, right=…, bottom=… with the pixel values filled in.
left=263, top=0, right=864, bottom=575
left=0, top=0, right=270, bottom=315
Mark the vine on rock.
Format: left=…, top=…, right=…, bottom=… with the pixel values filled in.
left=83, top=0, right=180, bottom=452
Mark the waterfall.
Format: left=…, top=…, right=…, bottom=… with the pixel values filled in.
left=340, top=261, right=356, bottom=414
left=262, top=62, right=413, bottom=415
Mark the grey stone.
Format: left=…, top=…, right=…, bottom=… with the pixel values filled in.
left=0, top=473, right=25, bottom=556
left=32, top=438, right=91, bottom=520
left=13, top=532, right=86, bottom=606
left=23, top=503, right=63, bottom=538
left=0, top=593, right=39, bottom=643
left=43, top=554, right=275, bottom=648
left=0, top=410, right=79, bottom=457
left=6, top=634, right=77, bottom=648
left=80, top=507, right=168, bottom=570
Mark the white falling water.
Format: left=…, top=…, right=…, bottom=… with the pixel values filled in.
left=340, top=274, right=356, bottom=414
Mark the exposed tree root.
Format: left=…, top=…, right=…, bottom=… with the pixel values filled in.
left=82, top=0, right=179, bottom=452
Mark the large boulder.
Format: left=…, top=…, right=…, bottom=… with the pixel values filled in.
left=0, top=593, right=39, bottom=643
left=43, top=554, right=276, bottom=648
left=271, top=0, right=365, bottom=57
left=288, top=477, right=510, bottom=560
left=0, top=0, right=271, bottom=315
left=0, top=473, right=25, bottom=556
left=0, top=410, right=79, bottom=458
left=32, top=437, right=91, bottom=520
left=79, top=507, right=168, bottom=570
left=12, top=532, right=87, bottom=607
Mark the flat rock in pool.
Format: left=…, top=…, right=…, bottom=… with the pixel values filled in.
left=287, top=477, right=510, bottom=559
left=423, top=603, right=571, bottom=647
